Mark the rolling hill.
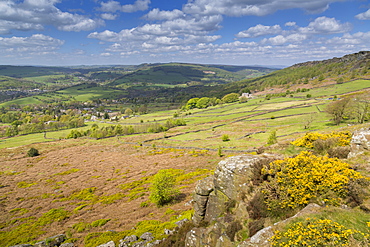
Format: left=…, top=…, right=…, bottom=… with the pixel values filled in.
left=1, top=51, right=370, bottom=247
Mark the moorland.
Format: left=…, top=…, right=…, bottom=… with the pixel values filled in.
left=1, top=51, right=370, bottom=246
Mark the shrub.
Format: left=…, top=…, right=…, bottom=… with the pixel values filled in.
left=291, top=131, right=351, bottom=149
left=149, top=169, right=179, bottom=207
left=222, top=93, right=239, bottom=103
left=27, top=147, right=40, bottom=157
left=262, top=151, right=363, bottom=211
left=248, top=219, right=265, bottom=237
left=218, top=146, right=223, bottom=157
left=270, top=218, right=369, bottom=247
left=222, top=134, right=230, bottom=142
left=226, top=221, right=242, bottom=241
left=267, top=130, right=277, bottom=145
left=327, top=146, right=351, bottom=159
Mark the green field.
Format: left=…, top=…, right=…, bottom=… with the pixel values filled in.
left=1, top=79, right=369, bottom=150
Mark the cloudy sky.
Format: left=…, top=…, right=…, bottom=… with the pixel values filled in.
left=0, top=0, right=369, bottom=66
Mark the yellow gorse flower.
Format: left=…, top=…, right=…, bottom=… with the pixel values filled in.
left=291, top=131, right=352, bottom=148
left=262, top=151, right=362, bottom=210
left=270, top=218, right=369, bottom=247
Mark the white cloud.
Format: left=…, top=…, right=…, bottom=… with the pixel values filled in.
left=0, top=0, right=103, bottom=33
left=299, top=16, right=352, bottom=34
left=101, top=52, right=112, bottom=56
left=144, top=8, right=185, bottom=20
left=183, top=0, right=342, bottom=17
left=262, top=33, right=308, bottom=45
left=236, top=24, right=282, bottom=38
left=0, top=20, right=43, bottom=34
left=0, top=34, right=64, bottom=52
left=326, top=32, right=370, bottom=45
left=285, top=22, right=296, bottom=27
left=88, top=14, right=223, bottom=45
left=356, top=9, right=370, bottom=20
left=100, top=0, right=150, bottom=13
left=101, top=13, right=118, bottom=20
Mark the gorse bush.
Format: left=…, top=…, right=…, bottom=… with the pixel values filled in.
left=262, top=151, right=363, bottom=211
left=270, top=218, right=369, bottom=247
left=291, top=131, right=351, bottom=149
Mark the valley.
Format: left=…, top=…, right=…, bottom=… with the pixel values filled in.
left=1, top=52, right=370, bottom=247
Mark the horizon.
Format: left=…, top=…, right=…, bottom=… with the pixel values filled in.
left=0, top=0, right=369, bottom=66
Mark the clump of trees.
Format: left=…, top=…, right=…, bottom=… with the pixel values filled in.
left=184, top=93, right=243, bottom=110
left=325, top=93, right=370, bottom=125
left=0, top=110, right=85, bottom=138
left=66, top=118, right=186, bottom=139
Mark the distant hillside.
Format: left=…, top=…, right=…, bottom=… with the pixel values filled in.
left=0, top=65, right=76, bottom=78
left=106, top=63, right=276, bottom=88
left=223, top=51, right=370, bottom=95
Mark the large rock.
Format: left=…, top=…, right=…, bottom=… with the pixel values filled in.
left=187, top=154, right=280, bottom=246
left=192, top=154, right=278, bottom=226
left=10, top=245, right=34, bottom=247
left=140, top=232, right=154, bottom=241
left=97, top=241, right=115, bottom=247
left=349, top=128, right=370, bottom=158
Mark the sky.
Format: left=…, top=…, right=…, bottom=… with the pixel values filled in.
left=0, top=0, right=370, bottom=66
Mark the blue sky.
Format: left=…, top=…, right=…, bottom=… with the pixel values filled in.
left=0, top=0, right=369, bottom=66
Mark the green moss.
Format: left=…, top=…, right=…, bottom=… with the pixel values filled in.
left=9, top=208, right=29, bottom=215
left=69, top=187, right=97, bottom=201
left=73, top=222, right=89, bottom=233
left=53, top=168, right=80, bottom=176
left=73, top=204, right=88, bottom=212
left=90, top=219, right=111, bottom=228
left=84, top=231, right=131, bottom=247
left=98, top=193, right=125, bottom=204
left=17, top=181, right=37, bottom=188
left=37, top=208, right=70, bottom=226
left=0, top=208, right=70, bottom=246
left=0, top=170, right=23, bottom=176
left=83, top=209, right=194, bottom=247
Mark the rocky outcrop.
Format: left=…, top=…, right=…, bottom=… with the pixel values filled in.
left=238, top=203, right=321, bottom=247
left=187, top=154, right=279, bottom=247
left=10, top=234, right=68, bottom=247
left=348, top=128, right=370, bottom=158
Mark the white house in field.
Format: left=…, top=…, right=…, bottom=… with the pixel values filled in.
left=240, top=93, right=253, bottom=99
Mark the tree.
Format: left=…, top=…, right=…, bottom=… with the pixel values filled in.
left=27, top=147, right=40, bottom=157
left=185, top=98, right=199, bottom=110
left=267, top=130, right=277, bottom=145
left=196, top=97, right=210, bottom=109
left=124, top=108, right=133, bottom=116
left=351, top=94, right=370, bottom=123
left=149, top=169, right=179, bottom=207
left=325, top=97, right=351, bottom=125
left=222, top=93, right=239, bottom=103
left=303, top=113, right=316, bottom=129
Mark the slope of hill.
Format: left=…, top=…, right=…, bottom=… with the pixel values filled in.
left=106, top=63, right=276, bottom=88
left=223, top=51, right=370, bottom=95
